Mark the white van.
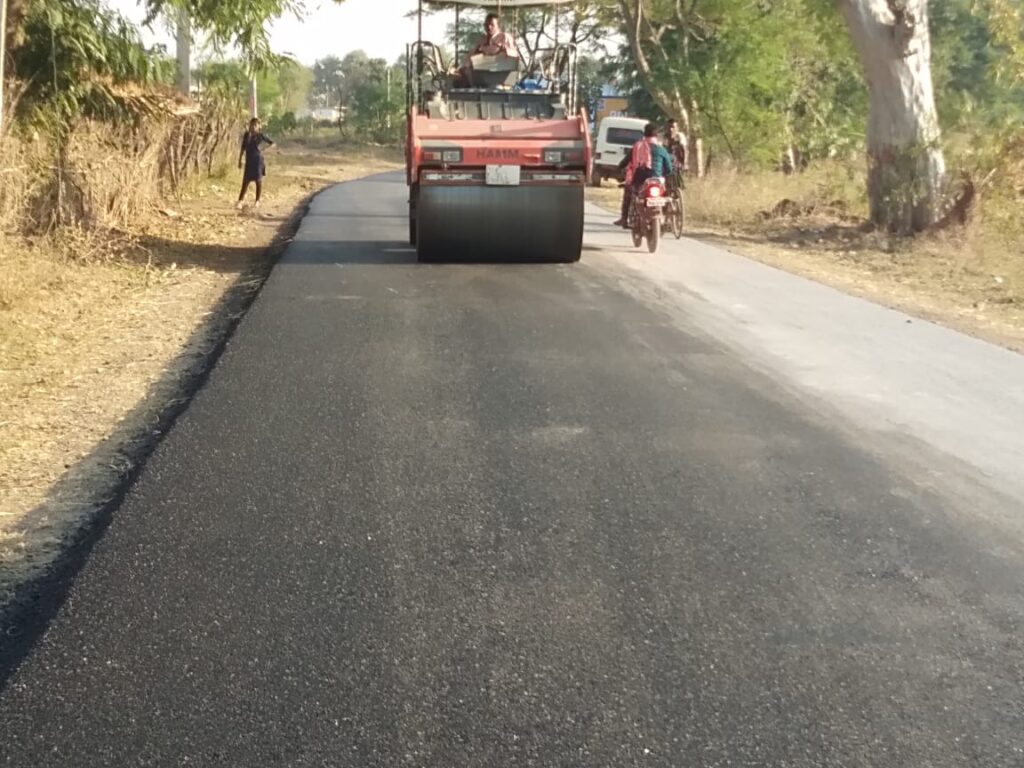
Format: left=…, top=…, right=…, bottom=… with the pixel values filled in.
left=591, top=117, right=648, bottom=186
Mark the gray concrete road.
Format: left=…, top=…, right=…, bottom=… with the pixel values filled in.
left=1, top=173, right=1022, bottom=767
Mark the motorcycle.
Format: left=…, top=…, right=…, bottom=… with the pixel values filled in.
left=627, top=176, right=668, bottom=253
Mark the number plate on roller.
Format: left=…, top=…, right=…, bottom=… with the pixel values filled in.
left=485, top=165, right=520, bottom=186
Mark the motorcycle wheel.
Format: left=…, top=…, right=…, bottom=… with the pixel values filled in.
left=647, top=219, right=661, bottom=253
left=629, top=203, right=643, bottom=247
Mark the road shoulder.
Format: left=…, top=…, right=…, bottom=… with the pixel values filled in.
left=0, top=144, right=401, bottom=608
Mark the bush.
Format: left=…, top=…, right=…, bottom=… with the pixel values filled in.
left=266, top=111, right=298, bottom=136
left=0, top=94, right=238, bottom=234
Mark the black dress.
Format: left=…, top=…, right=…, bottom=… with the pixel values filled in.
left=241, top=132, right=273, bottom=183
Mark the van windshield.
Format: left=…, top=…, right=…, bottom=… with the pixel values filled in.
left=606, top=127, right=644, bottom=146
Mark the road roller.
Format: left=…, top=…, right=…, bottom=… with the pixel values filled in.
left=405, top=0, right=591, bottom=263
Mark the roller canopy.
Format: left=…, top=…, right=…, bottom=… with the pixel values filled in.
left=421, top=0, right=579, bottom=6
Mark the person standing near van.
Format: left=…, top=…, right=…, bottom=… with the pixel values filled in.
left=664, top=119, right=688, bottom=177
left=237, top=118, right=274, bottom=210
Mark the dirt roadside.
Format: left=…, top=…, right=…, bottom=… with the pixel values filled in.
left=587, top=184, right=1024, bottom=354
left=0, top=140, right=402, bottom=605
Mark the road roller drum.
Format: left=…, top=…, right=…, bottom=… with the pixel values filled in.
left=416, top=184, right=583, bottom=263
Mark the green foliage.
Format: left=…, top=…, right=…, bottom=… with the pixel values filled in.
left=195, top=59, right=249, bottom=110
left=310, top=52, right=404, bottom=142
left=266, top=111, right=298, bottom=135
left=11, top=0, right=175, bottom=122
left=611, top=0, right=865, bottom=168
left=256, top=69, right=284, bottom=117
left=194, top=57, right=312, bottom=121
left=346, top=60, right=406, bottom=143
left=576, top=55, right=611, bottom=119
left=930, top=0, right=1024, bottom=130
left=312, top=55, right=346, bottom=108
left=142, top=0, right=318, bottom=71
left=277, top=61, right=315, bottom=113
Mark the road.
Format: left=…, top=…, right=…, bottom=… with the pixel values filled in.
left=1, top=172, right=1023, bottom=766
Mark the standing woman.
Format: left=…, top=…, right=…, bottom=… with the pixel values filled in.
left=237, top=118, right=274, bottom=209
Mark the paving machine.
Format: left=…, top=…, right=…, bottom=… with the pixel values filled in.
left=406, top=0, right=591, bottom=263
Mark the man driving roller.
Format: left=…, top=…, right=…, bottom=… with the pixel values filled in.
left=455, top=14, right=519, bottom=85
left=465, top=13, right=518, bottom=62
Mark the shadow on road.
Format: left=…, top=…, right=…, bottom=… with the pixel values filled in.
left=0, top=193, right=315, bottom=688
left=0, top=260, right=272, bottom=689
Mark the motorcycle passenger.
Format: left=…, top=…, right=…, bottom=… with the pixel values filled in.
left=614, top=123, right=674, bottom=228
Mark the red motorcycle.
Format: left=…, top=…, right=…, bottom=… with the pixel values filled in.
left=627, top=176, right=668, bottom=253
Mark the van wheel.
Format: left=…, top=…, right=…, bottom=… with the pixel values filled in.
left=590, top=169, right=602, bottom=187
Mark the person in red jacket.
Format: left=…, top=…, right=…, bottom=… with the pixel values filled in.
left=613, top=123, right=674, bottom=228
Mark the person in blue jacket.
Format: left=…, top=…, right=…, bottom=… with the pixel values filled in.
left=237, top=118, right=274, bottom=209
left=614, top=123, right=674, bottom=228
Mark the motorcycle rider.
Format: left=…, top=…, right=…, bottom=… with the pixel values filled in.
left=614, top=123, right=674, bottom=228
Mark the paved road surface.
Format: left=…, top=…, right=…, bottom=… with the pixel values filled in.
left=2, top=173, right=1023, bottom=766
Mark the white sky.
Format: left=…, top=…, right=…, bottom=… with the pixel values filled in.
left=107, top=0, right=452, bottom=65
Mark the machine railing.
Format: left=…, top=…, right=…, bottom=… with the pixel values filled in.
left=406, top=44, right=580, bottom=115
left=406, top=40, right=447, bottom=112
left=552, top=43, right=578, bottom=114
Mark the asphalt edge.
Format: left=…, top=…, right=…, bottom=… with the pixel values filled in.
left=0, top=183, right=332, bottom=685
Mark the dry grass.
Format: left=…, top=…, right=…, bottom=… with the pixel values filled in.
left=0, top=108, right=236, bottom=236
left=588, top=164, right=1024, bottom=351
left=0, top=139, right=402, bottom=603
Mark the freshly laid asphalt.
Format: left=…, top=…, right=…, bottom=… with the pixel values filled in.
left=1, top=173, right=1022, bottom=766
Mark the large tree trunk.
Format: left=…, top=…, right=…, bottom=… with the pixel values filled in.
left=688, top=100, right=705, bottom=178
left=839, top=0, right=945, bottom=233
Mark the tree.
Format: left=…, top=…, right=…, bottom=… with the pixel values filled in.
left=837, top=0, right=946, bottom=232
left=614, top=0, right=946, bottom=230
left=10, top=0, right=174, bottom=121
left=277, top=60, right=314, bottom=113
left=576, top=54, right=612, bottom=120
left=348, top=59, right=405, bottom=143
left=983, top=0, right=1024, bottom=86
left=142, top=0, right=314, bottom=70
left=614, top=0, right=714, bottom=174
left=196, top=59, right=249, bottom=109
left=313, top=55, right=345, bottom=108
left=255, top=60, right=312, bottom=117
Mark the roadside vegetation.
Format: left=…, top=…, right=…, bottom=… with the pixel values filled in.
left=580, top=0, right=1024, bottom=348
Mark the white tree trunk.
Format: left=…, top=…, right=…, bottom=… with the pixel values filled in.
left=839, top=0, right=945, bottom=232
left=175, top=9, right=191, bottom=97
left=690, top=135, right=705, bottom=177
left=0, top=0, right=7, bottom=137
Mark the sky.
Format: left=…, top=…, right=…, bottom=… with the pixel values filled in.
left=107, top=0, right=452, bottom=66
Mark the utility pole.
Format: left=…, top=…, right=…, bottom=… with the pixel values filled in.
left=175, top=7, right=191, bottom=96
left=0, top=0, right=8, bottom=136
left=249, top=76, right=258, bottom=118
